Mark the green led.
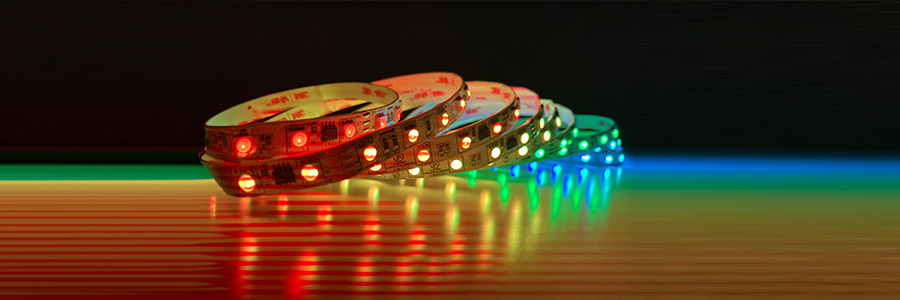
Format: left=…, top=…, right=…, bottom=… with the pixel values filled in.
left=600, top=135, right=608, bottom=144
left=572, top=128, right=579, bottom=137
left=612, top=129, right=619, bottom=138
left=536, top=148, right=545, bottom=158
left=559, top=148, right=568, bottom=155
left=579, top=141, right=589, bottom=150
left=560, top=140, right=567, bottom=147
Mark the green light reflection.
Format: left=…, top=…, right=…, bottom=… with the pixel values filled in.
left=527, top=180, right=539, bottom=212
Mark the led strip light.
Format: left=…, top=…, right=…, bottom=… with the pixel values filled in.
left=523, top=105, right=623, bottom=167
left=555, top=114, right=624, bottom=166
left=201, top=72, right=624, bottom=196
left=366, top=81, right=550, bottom=179
left=201, top=73, right=468, bottom=196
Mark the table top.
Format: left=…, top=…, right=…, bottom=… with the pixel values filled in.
left=1, top=155, right=899, bottom=299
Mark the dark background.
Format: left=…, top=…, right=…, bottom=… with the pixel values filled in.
left=3, top=2, right=898, bottom=163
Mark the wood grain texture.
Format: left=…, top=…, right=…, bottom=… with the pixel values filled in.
left=0, top=161, right=897, bottom=299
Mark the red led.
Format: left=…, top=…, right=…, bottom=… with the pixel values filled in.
left=300, top=165, right=319, bottom=182
left=370, top=163, right=383, bottom=172
left=417, top=149, right=430, bottom=162
left=460, top=136, right=472, bottom=149
left=492, top=122, right=502, bottom=134
left=363, top=145, right=377, bottom=161
left=235, top=137, right=253, bottom=155
left=344, top=124, right=356, bottom=138
left=514, top=108, right=520, bottom=119
left=441, top=113, right=450, bottom=126
left=408, top=129, right=419, bottom=143
left=459, top=99, right=466, bottom=109
left=237, top=174, right=256, bottom=193
left=291, top=131, right=308, bottom=148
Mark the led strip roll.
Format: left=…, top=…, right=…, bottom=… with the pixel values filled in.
left=555, top=114, right=624, bottom=166
left=203, top=83, right=403, bottom=160
left=201, top=73, right=624, bottom=196
left=201, top=73, right=468, bottom=196
left=502, top=103, right=623, bottom=167
left=366, top=82, right=553, bottom=179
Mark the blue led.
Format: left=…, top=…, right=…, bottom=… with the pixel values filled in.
left=593, top=147, right=602, bottom=153
left=580, top=154, right=591, bottom=162
left=552, top=164, right=561, bottom=175
left=610, top=141, right=617, bottom=149
left=618, top=153, right=625, bottom=163
left=605, top=155, right=614, bottom=164
left=529, top=161, right=537, bottom=171
left=579, top=168, right=589, bottom=180
left=490, top=167, right=497, bottom=171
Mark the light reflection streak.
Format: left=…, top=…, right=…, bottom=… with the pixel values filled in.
left=340, top=179, right=350, bottom=195
left=239, top=196, right=250, bottom=220
left=317, top=204, right=332, bottom=231
left=216, top=161, right=621, bottom=298
left=536, top=168, right=547, bottom=186
left=480, top=189, right=491, bottom=215
left=367, top=186, right=380, bottom=205
left=446, top=204, right=459, bottom=236
left=527, top=180, right=539, bottom=212
left=562, top=174, right=573, bottom=198
left=406, top=195, right=418, bottom=224
left=277, top=194, right=288, bottom=221
left=616, top=167, right=622, bottom=188
left=209, top=195, right=217, bottom=219
left=550, top=185, right=561, bottom=222
left=444, top=181, right=456, bottom=200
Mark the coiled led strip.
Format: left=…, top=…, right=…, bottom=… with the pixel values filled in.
left=502, top=103, right=623, bottom=167
left=201, top=73, right=468, bottom=196
left=554, top=114, right=624, bottom=166
left=203, top=83, right=407, bottom=161
left=201, top=73, right=624, bottom=196
left=366, top=82, right=553, bottom=179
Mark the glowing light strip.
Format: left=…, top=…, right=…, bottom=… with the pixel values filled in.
left=201, top=73, right=468, bottom=196
left=203, top=83, right=403, bottom=160
left=200, top=73, right=625, bottom=196
left=367, top=82, right=551, bottom=179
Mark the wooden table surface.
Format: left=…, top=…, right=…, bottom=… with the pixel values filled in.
left=1, top=156, right=898, bottom=299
